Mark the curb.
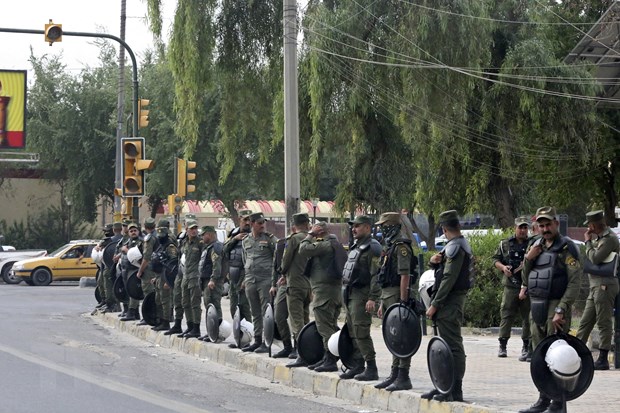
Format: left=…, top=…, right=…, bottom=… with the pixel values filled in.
left=94, top=312, right=506, bottom=413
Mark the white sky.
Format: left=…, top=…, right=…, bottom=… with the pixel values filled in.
left=0, top=0, right=176, bottom=77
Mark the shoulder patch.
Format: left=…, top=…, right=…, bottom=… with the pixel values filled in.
left=400, top=246, right=409, bottom=257
left=566, top=256, right=578, bottom=267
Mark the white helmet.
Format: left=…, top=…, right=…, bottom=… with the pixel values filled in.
left=239, top=318, right=254, bottom=347
left=545, top=339, right=582, bottom=391
left=418, top=269, right=435, bottom=309
left=180, top=253, right=186, bottom=272
left=328, top=330, right=341, bottom=357
left=127, top=246, right=142, bottom=268
left=91, top=248, right=103, bottom=265
left=219, top=320, right=232, bottom=341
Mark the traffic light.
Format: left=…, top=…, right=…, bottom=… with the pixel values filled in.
left=174, top=158, right=197, bottom=197
left=44, top=20, right=62, bottom=45
left=138, top=99, right=150, bottom=129
left=121, top=137, right=154, bottom=197
left=167, top=194, right=184, bottom=216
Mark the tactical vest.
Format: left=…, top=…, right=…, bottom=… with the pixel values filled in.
left=342, top=237, right=381, bottom=287
left=201, top=244, right=214, bottom=280
left=228, top=239, right=245, bottom=284
left=433, top=237, right=473, bottom=295
left=501, top=237, right=528, bottom=286
left=377, top=239, right=414, bottom=288
left=527, top=240, right=569, bottom=300
left=151, top=237, right=174, bottom=273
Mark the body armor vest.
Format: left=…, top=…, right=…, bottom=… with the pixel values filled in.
left=528, top=241, right=568, bottom=300
left=377, top=239, right=413, bottom=288
left=342, top=237, right=380, bottom=287
left=228, top=240, right=245, bottom=284
left=201, top=244, right=214, bottom=280
left=432, top=237, right=473, bottom=296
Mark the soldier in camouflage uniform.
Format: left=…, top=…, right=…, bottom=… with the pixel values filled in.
left=93, top=223, right=114, bottom=311
left=270, top=236, right=292, bottom=358
left=223, top=210, right=253, bottom=337
left=340, top=215, right=382, bottom=381
left=165, top=228, right=188, bottom=335
left=178, top=220, right=204, bottom=339
left=518, top=207, right=582, bottom=413
left=374, top=212, right=418, bottom=392
left=136, top=218, right=158, bottom=325
left=119, top=222, right=143, bottom=322
left=198, top=226, right=224, bottom=341
left=241, top=212, right=278, bottom=353
left=151, top=219, right=178, bottom=331
left=492, top=216, right=532, bottom=360
left=298, top=221, right=343, bottom=372
left=577, top=210, right=620, bottom=371
left=100, top=222, right=123, bottom=313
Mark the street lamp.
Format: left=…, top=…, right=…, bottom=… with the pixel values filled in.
left=311, top=197, right=320, bottom=222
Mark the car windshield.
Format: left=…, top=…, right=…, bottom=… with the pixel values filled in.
left=49, top=244, right=72, bottom=257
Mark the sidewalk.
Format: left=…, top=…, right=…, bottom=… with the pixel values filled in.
left=92, top=298, right=620, bottom=413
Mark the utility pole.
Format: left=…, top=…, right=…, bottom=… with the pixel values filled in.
left=283, top=0, right=300, bottom=236
left=114, top=0, right=127, bottom=221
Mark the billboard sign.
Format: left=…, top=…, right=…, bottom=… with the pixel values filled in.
left=0, top=70, right=27, bottom=149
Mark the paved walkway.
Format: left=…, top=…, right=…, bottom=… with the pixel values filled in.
left=92, top=298, right=620, bottom=413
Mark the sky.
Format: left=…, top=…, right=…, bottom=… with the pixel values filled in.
left=0, top=0, right=176, bottom=77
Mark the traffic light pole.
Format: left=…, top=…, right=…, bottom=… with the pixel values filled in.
left=0, top=26, right=141, bottom=220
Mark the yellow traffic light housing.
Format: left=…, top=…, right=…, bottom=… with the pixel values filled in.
left=167, top=194, right=184, bottom=216
left=44, top=20, right=62, bottom=45
left=138, top=99, right=150, bottom=129
left=121, top=137, right=154, bottom=197
left=174, top=158, right=197, bottom=197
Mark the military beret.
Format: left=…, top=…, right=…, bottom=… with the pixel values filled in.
left=103, top=223, right=113, bottom=231
left=514, top=216, right=531, bottom=227
left=127, top=222, right=139, bottom=230
left=348, top=215, right=374, bottom=226
left=201, top=225, right=216, bottom=233
left=438, top=210, right=459, bottom=225
left=535, top=206, right=557, bottom=222
left=238, top=209, right=253, bottom=218
left=375, top=212, right=401, bottom=226
left=293, top=212, right=310, bottom=225
left=144, top=217, right=156, bottom=229
left=584, top=210, right=604, bottom=225
left=186, top=219, right=198, bottom=229
left=249, top=212, right=266, bottom=223
left=157, top=219, right=170, bottom=228
left=113, top=222, right=123, bottom=230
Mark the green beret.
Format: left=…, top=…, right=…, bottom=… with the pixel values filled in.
left=514, top=216, right=531, bottom=227
left=438, top=210, right=459, bottom=225
left=348, top=215, right=373, bottom=226
left=249, top=212, right=265, bottom=223
left=157, top=219, right=170, bottom=228
left=584, top=210, right=604, bottom=225
left=375, top=212, right=401, bottom=226
left=201, top=225, right=216, bottom=233
left=293, top=213, right=310, bottom=225
left=144, top=217, right=156, bottom=229
left=535, top=206, right=556, bottom=222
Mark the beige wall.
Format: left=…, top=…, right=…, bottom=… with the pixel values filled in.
left=0, top=177, right=62, bottom=225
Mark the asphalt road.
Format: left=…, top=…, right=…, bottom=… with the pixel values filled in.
left=0, top=283, right=387, bottom=413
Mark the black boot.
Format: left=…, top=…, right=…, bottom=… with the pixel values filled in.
left=374, top=366, right=398, bottom=389
left=118, top=303, right=127, bottom=318
left=185, top=323, right=201, bottom=338
left=254, top=342, right=270, bottom=353
left=286, top=356, right=307, bottom=368
left=339, top=365, right=364, bottom=380
left=519, top=339, right=532, bottom=362
left=421, top=389, right=440, bottom=400
left=314, top=353, right=339, bottom=372
left=543, top=400, right=564, bottom=412
left=451, top=379, right=463, bottom=402
left=134, top=308, right=143, bottom=324
left=164, top=319, right=182, bottom=335
left=594, top=349, right=610, bottom=370
left=153, top=319, right=170, bottom=331
left=498, top=337, right=508, bottom=358
left=178, top=322, right=193, bottom=338
left=518, top=394, right=551, bottom=413
left=102, top=302, right=119, bottom=313
left=242, top=336, right=262, bottom=352
left=272, top=340, right=293, bottom=358
left=120, top=308, right=137, bottom=321
left=308, top=353, right=328, bottom=370
left=289, top=347, right=298, bottom=359
left=386, top=367, right=412, bottom=392
left=354, top=359, right=379, bottom=381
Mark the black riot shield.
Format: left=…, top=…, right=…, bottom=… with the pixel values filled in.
left=233, top=306, right=242, bottom=348
left=102, top=243, right=116, bottom=268
left=530, top=332, right=594, bottom=403
left=141, top=292, right=158, bottom=326
left=297, top=321, right=324, bottom=366
left=94, top=271, right=103, bottom=304
left=427, top=333, right=455, bottom=395
left=338, top=323, right=364, bottom=370
left=264, top=303, right=276, bottom=347
left=206, top=304, right=221, bottom=343
left=126, top=273, right=144, bottom=300
left=382, top=302, right=423, bottom=358
left=113, top=275, right=128, bottom=303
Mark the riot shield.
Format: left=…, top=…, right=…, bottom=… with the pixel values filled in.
left=102, top=243, right=116, bottom=268
left=126, top=273, right=144, bottom=300
left=338, top=323, right=364, bottom=370
left=427, top=334, right=454, bottom=395
left=297, top=321, right=324, bottom=366
left=382, top=302, right=423, bottom=358
left=141, top=291, right=158, bottom=326
left=113, top=275, right=128, bottom=303
left=233, top=306, right=241, bottom=348
left=206, top=304, right=221, bottom=343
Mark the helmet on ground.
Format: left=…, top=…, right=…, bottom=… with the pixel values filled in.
left=127, top=246, right=142, bottom=267
left=239, top=318, right=253, bottom=347
left=545, top=339, right=582, bottom=392
left=328, top=329, right=341, bottom=357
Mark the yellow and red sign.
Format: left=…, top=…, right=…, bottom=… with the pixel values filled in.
left=0, top=70, right=27, bottom=149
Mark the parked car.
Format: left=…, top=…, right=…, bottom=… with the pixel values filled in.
left=11, top=240, right=99, bottom=286
left=0, top=247, right=48, bottom=284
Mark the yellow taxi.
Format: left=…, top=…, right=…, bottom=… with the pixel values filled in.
left=11, top=240, right=99, bottom=286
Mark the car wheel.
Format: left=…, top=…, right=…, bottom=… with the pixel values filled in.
left=24, top=279, right=34, bottom=286
left=2, top=263, right=22, bottom=284
left=31, top=268, right=52, bottom=286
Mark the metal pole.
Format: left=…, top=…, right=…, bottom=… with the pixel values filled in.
left=283, top=0, right=300, bottom=236
left=115, top=0, right=127, bottom=218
